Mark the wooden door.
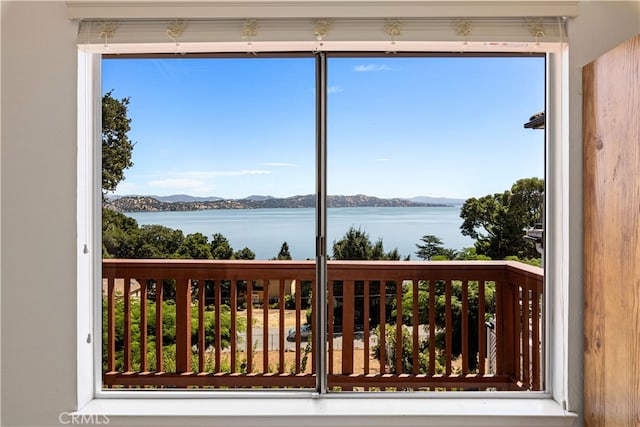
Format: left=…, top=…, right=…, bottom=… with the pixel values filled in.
left=583, top=33, right=640, bottom=427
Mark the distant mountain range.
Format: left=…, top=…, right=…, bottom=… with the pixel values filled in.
left=151, top=194, right=223, bottom=203
left=406, top=196, right=465, bottom=206
left=105, top=194, right=463, bottom=213
left=109, top=194, right=276, bottom=203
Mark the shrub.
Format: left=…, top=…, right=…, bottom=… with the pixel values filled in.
left=372, top=323, right=443, bottom=375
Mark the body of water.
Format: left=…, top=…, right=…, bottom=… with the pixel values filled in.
left=125, top=206, right=474, bottom=260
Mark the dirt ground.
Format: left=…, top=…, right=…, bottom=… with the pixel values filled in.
left=214, top=346, right=386, bottom=375
left=217, top=348, right=381, bottom=375
left=236, top=307, right=307, bottom=329
left=221, top=309, right=444, bottom=376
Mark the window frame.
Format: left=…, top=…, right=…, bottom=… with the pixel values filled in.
left=76, top=43, right=575, bottom=425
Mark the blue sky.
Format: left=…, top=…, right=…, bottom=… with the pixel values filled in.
left=103, top=55, right=544, bottom=200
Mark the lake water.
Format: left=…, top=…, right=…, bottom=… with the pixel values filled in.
left=125, top=207, right=474, bottom=260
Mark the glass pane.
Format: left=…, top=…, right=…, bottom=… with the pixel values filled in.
left=326, top=56, right=545, bottom=392
left=101, top=57, right=316, bottom=389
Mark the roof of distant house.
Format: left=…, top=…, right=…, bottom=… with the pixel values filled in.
left=524, top=111, right=545, bottom=129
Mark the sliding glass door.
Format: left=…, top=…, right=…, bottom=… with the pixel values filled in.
left=101, top=55, right=318, bottom=388
left=325, top=55, right=545, bottom=391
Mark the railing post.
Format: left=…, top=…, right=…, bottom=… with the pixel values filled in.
left=531, top=276, right=542, bottom=391
left=106, top=277, right=115, bottom=373
left=461, top=281, right=469, bottom=375
left=123, top=277, right=132, bottom=372
left=495, top=278, right=516, bottom=382
left=155, top=278, right=164, bottom=373
left=230, top=279, right=237, bottom=373
left=428, top=280, right=436, bottom=376
left=395, top=280, right=403, bottom=375
left=379, top=281, right=386, bottom=374
left=198, top=278, right=206, bottom=373
left=477, top=281, right=486, bottom=376
left=175, top=277, right=192, bottom=373
left=246, top=279, right=253, bottom=373
left=522, top=281, right=531, bottom=389
left=140, top=280, right=148, bottom=372
left=445, top=280, right=453, bottom=375
left=216, top=279, right=222, bottom=373
left=342, top=280, right=355, bottom=375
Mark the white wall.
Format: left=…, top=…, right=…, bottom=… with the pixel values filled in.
left=0, top=1, right=3, bottom=424
left=1, top=2, right=78, bottom=426
left=1, top=1, right=639, bottom=426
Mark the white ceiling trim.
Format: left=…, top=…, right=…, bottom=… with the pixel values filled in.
left=67, top=1, right=579, bottom=20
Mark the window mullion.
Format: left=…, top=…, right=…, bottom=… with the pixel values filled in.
left=315, top=51, right=328, bottom=394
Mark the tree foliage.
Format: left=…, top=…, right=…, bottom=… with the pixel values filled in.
left=415, top=234, right=461, bottom=260
left=396, top=280, right=496, bottom=371
left=103, top=295, right=245, bottom=372
left=102, top=91, right=134, bottom=195
left=137, top=225, right=184, bottom=258
left=211, top=233, right=234, bottom=260
left=332, top=226, right=401, bottom=260
left=103, top=208, right=256, bottom=261
left=276, top=242, right=292, bottom=260
left=372, top=323, right=444, bottom=375
left=459, top=177, right=544, bottom=260
left=175, top=232, right=213, bottom=259
left=102, top=208, right=139, bottom=258
left=415, top=235, right=444, bottom=260
left=454, top=246, right=492, bottom=261
left=233, top=247, right=256, bottom=260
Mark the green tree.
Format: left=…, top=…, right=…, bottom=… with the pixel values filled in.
left=175, top=233, right=212, bottom=259
left=103, top=296, right=245, bottom=372
left=332, top=227, right=370, bottom=260
left=102, top=212, right=257, bottom=262
left=460, top=177, right=544, bottom=260
left=372, top=323, right=444, bottom=375
left=415, top=235, right=459, bottom=260
left=102, top=208, right=139, bottom=258
left=430, top=248, right=459, bottom=261
left=396, top=280, right=495, bottom=372
left=331, top=227, right=400, bottom=334
left=276, top=242, right=292, bottom=260
left=383, top=248, right=403, bottom=261
left=136, top=224, right=184, bottom=258
left=455, top=247, right=492, bottom=261
left=233, top=247, right=256, bottom=260
left=102, top=91, right=134, bottom=195
left=332, top=226, right=401, bottom=260
left=504, top=255, right=542, bottom=267
left=299, top=281, right=313, bottom=309
left=211, top=233, right=234, bottom=259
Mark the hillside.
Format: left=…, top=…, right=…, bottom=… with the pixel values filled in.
left=105, top=194, right=452, bottom=212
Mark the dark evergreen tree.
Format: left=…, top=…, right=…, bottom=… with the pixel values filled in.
left=276, top=242, right=292, bottom=260
left=415, top=235, right=446, bottom=260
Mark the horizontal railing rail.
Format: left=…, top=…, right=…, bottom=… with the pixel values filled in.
left=102, top=259, right=543, bottom=391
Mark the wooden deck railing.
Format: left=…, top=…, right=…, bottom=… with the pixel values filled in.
left=102, top=259, right=543, bottom=391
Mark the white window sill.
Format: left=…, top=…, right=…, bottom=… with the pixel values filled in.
left=76, top=397, right=577, bottom=426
